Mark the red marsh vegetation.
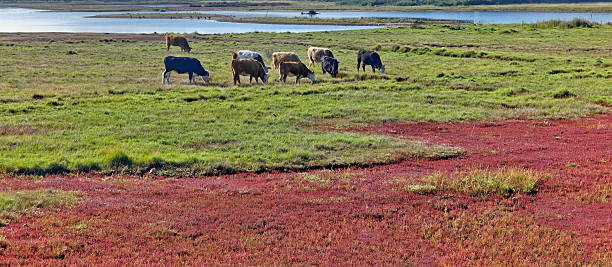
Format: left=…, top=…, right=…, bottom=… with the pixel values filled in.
left=0, top=115, right=610, bottom=265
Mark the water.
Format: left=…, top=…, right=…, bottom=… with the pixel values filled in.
left=204, top=10, right=612, bottom=24
left=1, top=8, right=611, bottom=34
left=0, top=8, right=376, bottom=33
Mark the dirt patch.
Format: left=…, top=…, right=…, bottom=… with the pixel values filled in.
left=0, top=33, right=162, bottom=43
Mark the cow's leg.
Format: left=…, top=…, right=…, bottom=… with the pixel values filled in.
left=357, top=59, right=361, bottom=72
left=372, top=66, right=376, bottom=73
left=165, top=72, right=171, bottom=84
left=363, top=64, right=366, bottom=73
left=189, top=72, right=194, bottom=84
left=249, top=75, right=253, bottom=84
left=234, top=74, right=240, bottom=85
left=296, top=76, right=300, bottom=85
left=161, top=71, right=167, bottom=84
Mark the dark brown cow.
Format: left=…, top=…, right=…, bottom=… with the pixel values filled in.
left=231, top=59, right=268, bottom=85
left=279, top=61, right=315, bottom=85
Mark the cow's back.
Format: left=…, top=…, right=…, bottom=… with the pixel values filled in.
left=165, top=56, right=203, bottom=73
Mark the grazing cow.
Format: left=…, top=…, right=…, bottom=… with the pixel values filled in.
left=232, top=50, right=271, bottom=73
left=321, top=56, right=339, bottom=78
left=279, top=61, right=315, bottom=85
left=307, top=47, right=334, bottom=67
left=231, top=59, right=268, bottom=85
left=357, top=49, right=385, bottom=74
left=162, top=56, right=209, bottom=85
left=272, top=52, right=301, bottom=70
left=165, top=34, right=191, bottom=52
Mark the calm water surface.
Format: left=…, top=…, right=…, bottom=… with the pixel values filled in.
left=1, top=8, right=611, bottom=33
left=204, top=10, right=612, bottom=24
left=0, top=8, right=376, bottom=33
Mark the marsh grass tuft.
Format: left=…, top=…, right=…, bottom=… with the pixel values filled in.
left=552, top=89, right=575, bottom=99
left=530, top=18, right=596, bottom=29
left=0, top=189, right=78, bottom=226
left=103, top=149, right=133, bottom=168
left=422, top=167, right=542, bottom=197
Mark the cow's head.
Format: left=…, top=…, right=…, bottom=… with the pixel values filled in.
left=307, top=72, right=315, bottom=83
left=264, top=66, right=271, bottom=74
left=331, top=60, right=339, bottom=78
left=200, top=70, right=210, bottom=84
left=262, top=73, right=269, bottom=84
left=185, top=45, right=192, bottom=53
left=379, top=65, right=385, bottom=74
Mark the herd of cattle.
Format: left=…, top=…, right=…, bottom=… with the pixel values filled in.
left=162, top=33, right=386, bottom=85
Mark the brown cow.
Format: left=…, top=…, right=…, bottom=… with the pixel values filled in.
left=231, top=59, right=268, bottom=85
left=272, top=52, right=301, bottom=70
left=165, top=34, right=192, bottom=52
left=307, top=47, right=334, bottom=67
left=279, top=61, right=315, bottom=85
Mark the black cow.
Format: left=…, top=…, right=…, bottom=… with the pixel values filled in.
left=357, top=49, right=385, bottom=74
left=321, top=56, right=339, bottom=78
left=162, top=56, right=210, bottom=85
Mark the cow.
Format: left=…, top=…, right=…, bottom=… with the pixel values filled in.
left=307, top=47, right=334, bottom=67
left=279, top=61, right=315, bottom=85
left=162, top=56, right=209, bottom=85
left=357, top=49, right=385, bottom=74
left=321, top=56, right=339, bottom=78
left=272, top=52, right=301, bottom=70
left=232, top=50, right=271, bottom=73
left=165, top=33, right=191, bottom=52
left=231, top=59, right=268, bottom=85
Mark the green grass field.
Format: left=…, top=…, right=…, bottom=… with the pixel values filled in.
left=0, top=23, right=610, bottom=175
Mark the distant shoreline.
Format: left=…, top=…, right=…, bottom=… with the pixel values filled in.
left=87, top=13, right=467, bottom=26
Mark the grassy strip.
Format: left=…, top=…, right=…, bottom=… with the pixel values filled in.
left=0, top=189, right=78, bottom=226
left=412, top=167, right=542, bottom=197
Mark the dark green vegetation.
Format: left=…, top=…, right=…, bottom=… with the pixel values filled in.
left=0, top=189, right=78, bottom=226
left=0, top=23, right=610, bottom=175
left=312, top=0, right=608, bottom=7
